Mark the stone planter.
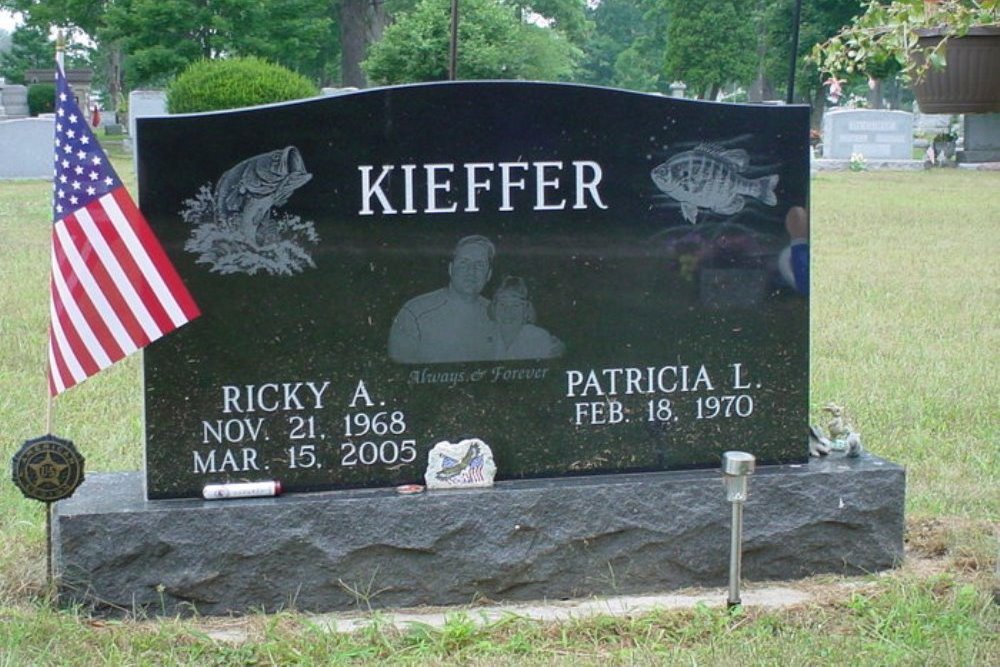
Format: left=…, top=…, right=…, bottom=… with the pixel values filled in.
left=912, top=26, right=1000, bottom=114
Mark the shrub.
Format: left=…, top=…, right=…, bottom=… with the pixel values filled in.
left=166, top=57, right=318, bottom=113
left=27, top=83, right=56, bottom=116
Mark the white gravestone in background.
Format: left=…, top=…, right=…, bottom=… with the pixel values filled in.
left=822, top=109, right=914, bottom=160
left=128, top=90, right=168, bottom=162
left=0, top=117, right=55, bottom=179
left=0, top=84, right=30, bottom=119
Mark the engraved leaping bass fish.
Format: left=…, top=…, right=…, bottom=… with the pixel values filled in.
left=214, top=146, right=312, bottom=244
left=651, top=145, right=778, bottom=224
left=436, top=442, right=481, bottom=480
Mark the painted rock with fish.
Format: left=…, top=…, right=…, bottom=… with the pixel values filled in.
left=651, top=145, right=779, bottom=224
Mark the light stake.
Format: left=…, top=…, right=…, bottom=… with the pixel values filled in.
left=722, top=451, right=755, bottom=608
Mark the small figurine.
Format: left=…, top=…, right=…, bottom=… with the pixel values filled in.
left=809, top=403, right=864, bottom=458
left=824, top=403, right=851, bottom=441
left=809, top=424, right=832, bottom=457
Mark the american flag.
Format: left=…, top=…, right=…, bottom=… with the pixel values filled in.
left=48, top=61, right=199, bottom=395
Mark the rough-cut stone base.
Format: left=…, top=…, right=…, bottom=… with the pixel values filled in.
left=53, top=454, right=904, bottom=616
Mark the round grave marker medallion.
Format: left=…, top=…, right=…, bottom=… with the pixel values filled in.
left=11, top=435, right=85, bottom=502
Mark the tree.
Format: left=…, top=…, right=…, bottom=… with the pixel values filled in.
left=99, top=0, right=336, bottom=89
left=509, top=0, right=590, bottom=44
left=661, top=0, right=756, bottom=99
left=3, top=0, right=340, bottom=95
left=363, top=0, right=580, bottom=84
left=1, top=0, right=126, bottom=109
left=0, top=23, right=52, bottom=84
left=757, top=0, right=865, bottom=122
left=578, top=0, right=647, bottom=87
left=0, top=0, right=107, bottom=37
left=612, top=0, right=670, bottom=92
left=340, top=0, right=387, bottom=88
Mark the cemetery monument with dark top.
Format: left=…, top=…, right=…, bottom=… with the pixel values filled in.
left=52, top=82, right=904, bottom=616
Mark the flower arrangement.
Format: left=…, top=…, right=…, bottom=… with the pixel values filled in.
left=849, top=152, right=868, bottom=171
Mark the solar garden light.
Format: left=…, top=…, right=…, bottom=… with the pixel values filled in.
left=722, top=451, right=756, bottom=608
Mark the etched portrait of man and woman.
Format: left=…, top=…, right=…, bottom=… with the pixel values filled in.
left=387, top=235, right=565, bottom=364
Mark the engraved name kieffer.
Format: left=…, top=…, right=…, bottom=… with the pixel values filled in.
left=358, top=161, right=609, bottom=215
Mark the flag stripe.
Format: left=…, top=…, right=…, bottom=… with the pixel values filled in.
left=96, top=192, right=178, bottom=333
left=49, top=276, right=100, bottom=378
left=61, top=211, right=153, bottom=348
left=57, top=216, right=147, bottom=351
left=64, top=213, right=152, bottom=349
left=50, top=246, right=116, bottom=368
left=54, top=220, right=142, bottom=354
left=110, top=189, right=200, bottom=322
left=47, top=357, right=58, bottom=396
left=48, top=332, right=69, bottom=395
left=51, top=243, right=125, bottom=364
left=72, top=204, right=162, bottom=341
left=49, top=318, right=79, bottom=388
left=48, top=297, right=88, bottom=383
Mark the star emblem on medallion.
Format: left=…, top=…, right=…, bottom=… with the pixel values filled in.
left=11, top=435, right=85, bottom=502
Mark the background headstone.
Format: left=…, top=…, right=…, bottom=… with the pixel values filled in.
left=913, top=111, right=954, bottom=135
left=0, top=83, right=29, bottom=119
left=0, top=117, right=55, bottom=179
left=961, top=112, right=1000, bottom=162
left=822, top=109, right=914, bottom=159
left=128, top=89, right=167, bottom=161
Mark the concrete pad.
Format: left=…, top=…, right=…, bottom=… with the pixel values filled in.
left=312, top=586, right=813, bottom=634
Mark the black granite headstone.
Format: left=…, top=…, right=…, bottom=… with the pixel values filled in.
left=138, top=82, right=810, bottom=499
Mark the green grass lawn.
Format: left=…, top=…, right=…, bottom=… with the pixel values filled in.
left=1, top=165, right=997, bottom=665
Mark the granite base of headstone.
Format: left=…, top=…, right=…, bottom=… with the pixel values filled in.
left=960, top=113, right=1000, bottom=163
left=53, top=453, right=904, bottom=617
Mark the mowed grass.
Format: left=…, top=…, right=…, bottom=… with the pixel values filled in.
left=810, top=171, right=999, bottom=519
left=1, top=163, right=998, bottom=664
left=0, top=570, right=997, bottom=665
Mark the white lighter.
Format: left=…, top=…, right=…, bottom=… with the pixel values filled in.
left=202, top=480, right=282, bottom=500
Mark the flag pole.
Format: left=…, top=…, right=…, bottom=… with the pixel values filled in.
left=46, top=33, right=64, bottom=435
left=55, top=30, right=65, bottom=73
left=48, top=30, right=66, bottom=436
left=41, top=32, right=69, bottom=595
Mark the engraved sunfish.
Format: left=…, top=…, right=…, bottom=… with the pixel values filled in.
left=651, top=145, right=778, bottom=224
left=214, top=146, right=312, bottom=244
